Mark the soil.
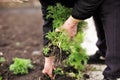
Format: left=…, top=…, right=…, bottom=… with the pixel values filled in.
left=0, top=3, right=44, bottom=80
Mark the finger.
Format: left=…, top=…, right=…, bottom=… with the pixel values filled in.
left=42, top=70, right=53, bottom=79
left=55, top=28, right=61, bottom=32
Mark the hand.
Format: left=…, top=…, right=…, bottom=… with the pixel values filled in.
left=60, top=16, right=80, bottom=38
left=42, top=56, right=55, bottom=80
left=11, top=0, right=29, bottom=3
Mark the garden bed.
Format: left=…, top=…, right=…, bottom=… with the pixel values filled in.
left=0, top=3, right=44, bottom=80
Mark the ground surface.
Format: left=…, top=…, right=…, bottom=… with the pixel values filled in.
left=0, top=2, right=44, bottom=80
left=0, top=1, right=106, bottom=80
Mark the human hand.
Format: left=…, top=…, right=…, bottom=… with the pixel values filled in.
left=11, top=0, right=28, bottom=3
left=42, top=56, right=55, bottom=80
left=56, top=16, right=80, bottom=38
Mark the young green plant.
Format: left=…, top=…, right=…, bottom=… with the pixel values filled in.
left=0, top=76, right=2, bottom=80
left=0, top=57, right=6, bottom=64
left=43, top=3, right=88, bottom=79
left=9, top=57, right=33, bottom=75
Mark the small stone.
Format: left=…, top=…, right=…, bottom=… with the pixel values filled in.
left=0, top=52, right=3, bottom=56
left=32, top=50, right=40, bottom=55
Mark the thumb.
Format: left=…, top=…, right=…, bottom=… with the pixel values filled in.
left=55, top=28, right=61, bottom=32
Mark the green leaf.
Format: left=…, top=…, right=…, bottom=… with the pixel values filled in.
left=0, top=76, right=2, bottom=80
left=0, top=57, right=6, bottom=63
left=43, top=47, right=50, bottom=56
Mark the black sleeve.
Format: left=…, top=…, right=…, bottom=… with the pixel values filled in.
left=40, top=0, right=58, bottom=6
left=71, top=0, right=103, bottom=20
left=40, top=0, right=77, bottom=8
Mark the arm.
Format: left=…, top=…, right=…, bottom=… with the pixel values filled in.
left=72, top=0, right=103, bottom=20
left=61, top=0, right=103, bottom=38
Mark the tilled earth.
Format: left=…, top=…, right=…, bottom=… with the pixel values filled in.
left=0, top=2, right=44, bottom=80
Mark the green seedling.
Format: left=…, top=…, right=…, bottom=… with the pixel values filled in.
left=0, top=76, right=2, bottom=80
left=0, top=57, right=6, bottom=63
left=9, top=57, right=33, bottom=75
left=53, top=67, right=64, bottom=75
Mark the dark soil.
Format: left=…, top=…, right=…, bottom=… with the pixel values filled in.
left=0, top=4, right=44, bottom=80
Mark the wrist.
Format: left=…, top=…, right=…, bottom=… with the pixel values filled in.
left=45, top=56, right=55, bottom=61
left=69, top=16, right=80, bottom=23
